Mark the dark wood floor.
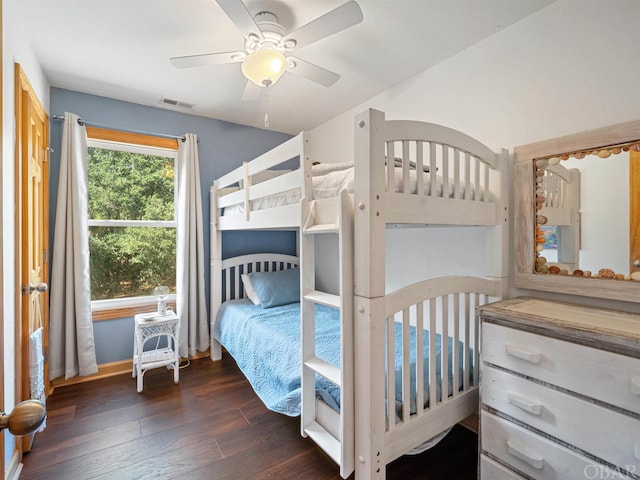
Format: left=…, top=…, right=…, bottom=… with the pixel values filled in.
left=21, top=356, right=477, bottom=479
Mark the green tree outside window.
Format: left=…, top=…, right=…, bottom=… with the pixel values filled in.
left=88, top=146, right=176, bottom=300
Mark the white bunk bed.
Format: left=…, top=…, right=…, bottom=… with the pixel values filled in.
left=210, top=108, right=508, bottom=480
left=537, top=163, right=580, bottom=271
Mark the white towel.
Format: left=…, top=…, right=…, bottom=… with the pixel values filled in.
left=29, top=297, right=47, bottom=432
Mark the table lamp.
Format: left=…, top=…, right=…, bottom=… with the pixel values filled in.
left=153, top=286, right=170, bottom=315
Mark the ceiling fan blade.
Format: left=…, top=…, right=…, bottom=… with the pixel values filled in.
left=282, top=1, right=363, bottom=49
left=170, top=51, right=244, bottom=69
left=215, top=0, right=263, bottom=41
left=287, top=57, right=340, bottom=87
left=241, top=80, right=262, bottom=101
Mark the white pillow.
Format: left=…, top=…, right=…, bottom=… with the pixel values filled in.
left=241, top=274, right=260, bottom=305
left=311, top=161, right=353, bottom=176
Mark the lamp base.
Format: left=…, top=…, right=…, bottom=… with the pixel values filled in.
left=157, top=300, right=167, bottom=316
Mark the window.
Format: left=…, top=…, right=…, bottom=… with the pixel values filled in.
left=87, top=128, right=178, bottom=318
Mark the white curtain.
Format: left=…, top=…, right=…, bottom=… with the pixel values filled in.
left=176, top=134, right=209, bottom=357
left=49, top=112, right=98, bottom=379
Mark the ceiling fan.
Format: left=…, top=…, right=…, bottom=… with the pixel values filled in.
left=170, top=0, right=363, bottom=95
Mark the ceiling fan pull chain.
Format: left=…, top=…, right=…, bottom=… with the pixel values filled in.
left=264, top=82, right=270, bottom=128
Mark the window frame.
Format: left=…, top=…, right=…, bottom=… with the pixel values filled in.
left=86, top=127, right=179, bottom=320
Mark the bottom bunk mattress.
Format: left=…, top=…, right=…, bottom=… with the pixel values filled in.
left=213, top=299, right=466, bottom=418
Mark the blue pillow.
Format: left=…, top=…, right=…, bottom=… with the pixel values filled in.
left=247, top=267, right=300, bottom=308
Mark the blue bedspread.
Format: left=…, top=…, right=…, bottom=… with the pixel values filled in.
left=214, top=299, right=461, bottom=418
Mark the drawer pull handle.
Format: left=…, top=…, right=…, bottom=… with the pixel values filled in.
left=505, top=343, right=541, bottom=364
left=631, top=377, right=640, bottom=395
left=507, top=439, right=544, bottom=470
left=508, top=392, right=543, bottom=415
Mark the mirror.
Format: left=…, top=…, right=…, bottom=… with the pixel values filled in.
left=535, top=146, right=638, bottom=278
left=514, top=119, right=640, bottom=303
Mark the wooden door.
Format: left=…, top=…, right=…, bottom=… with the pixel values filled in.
left=15, top=64, right=50, bottom=454
left=631, top=150, right=640, bottom=274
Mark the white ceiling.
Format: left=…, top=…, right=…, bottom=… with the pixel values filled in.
left=16, top=0, right=553, bottom=134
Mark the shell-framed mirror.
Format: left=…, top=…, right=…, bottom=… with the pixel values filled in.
left=514, top=119, right=640, bottom=303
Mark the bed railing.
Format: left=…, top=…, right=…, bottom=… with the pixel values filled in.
left=380, top=275, right=502, bottom=462
left=384, top=120, right=498, bottom=203
left=354, top=113, right=504, bottom=229
left=540, top=163, right=579, bottom=209
left=212, top=132, right=309, bottom=229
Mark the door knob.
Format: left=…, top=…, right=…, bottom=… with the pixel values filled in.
left=29, top=282, right=48, bottom=293
left=0, top=399, right=46, bottom=436
left=634, top=260, right=640, bottom=268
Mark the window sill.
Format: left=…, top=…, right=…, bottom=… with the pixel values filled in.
left=92, top=296, right=177, bottom=321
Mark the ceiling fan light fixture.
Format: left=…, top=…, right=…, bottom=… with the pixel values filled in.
left=241, top=47, right=286, bottom=87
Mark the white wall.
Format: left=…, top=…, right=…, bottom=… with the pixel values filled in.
left=3, top=0, right=50, bottom=468
left=311, top=0, right=640, bottom=312
left=561, top=153, right=630, bottom=273
left=311, top=1, right=640, bottom=161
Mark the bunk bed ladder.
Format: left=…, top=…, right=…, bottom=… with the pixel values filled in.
left=300, top=190, right=355, bottom=478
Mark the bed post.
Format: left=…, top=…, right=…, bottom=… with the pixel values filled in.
left=485, top=147, right=510, bottom=299
left=354, top=109, right=386, bottom=299
left=354, top=109, right=388, bottom=480
left=210, top=183, right=223, bottom=361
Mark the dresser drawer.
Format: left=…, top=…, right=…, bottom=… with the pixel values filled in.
left=482, top=322, right=640, bottom=415
left=481, top=411, right=634, bottom=480
left=480, top=454, right=525, bottom=479
left=482, top=366, right=640, bottom=472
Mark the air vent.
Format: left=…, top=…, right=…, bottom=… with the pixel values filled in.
left=161, top=98, right=195, bottom=109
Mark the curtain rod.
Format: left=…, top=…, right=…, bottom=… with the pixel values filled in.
left=51, top=114, right=193, bottom=142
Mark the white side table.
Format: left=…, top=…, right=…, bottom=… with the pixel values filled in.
left=133, top=311, right=180, bottom=393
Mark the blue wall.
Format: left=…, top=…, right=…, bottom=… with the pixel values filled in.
left=49, top=88, right=297, bottom=363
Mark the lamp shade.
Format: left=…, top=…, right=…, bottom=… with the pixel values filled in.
left=241, top=48, right=286, bottom=87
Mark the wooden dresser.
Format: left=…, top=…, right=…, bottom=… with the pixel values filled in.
left=477, top=297, right=640, bottom=480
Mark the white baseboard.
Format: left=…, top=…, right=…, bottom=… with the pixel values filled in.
left=5, top=448, right=23, bottom=480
